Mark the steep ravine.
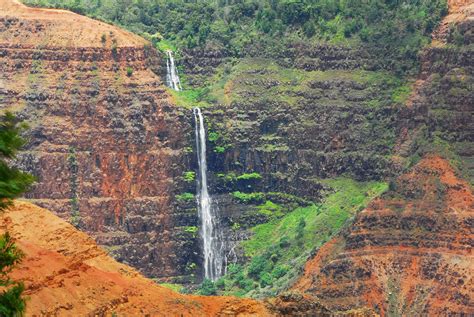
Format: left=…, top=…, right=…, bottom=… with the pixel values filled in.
left=1, top=0, right=473, bottom=315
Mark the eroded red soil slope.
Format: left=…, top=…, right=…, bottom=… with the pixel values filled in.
left=1, top=201, right=271, bottom=316
left=293, top=156, right=473, bottom=315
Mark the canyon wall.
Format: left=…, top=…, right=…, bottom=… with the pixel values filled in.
left=1, top=0, right=472, bottom=301
left=0, top=0, right=200, bottom=281
left=292, top=156, right=473, bottom=316
left=288, top=3, right=474, bottom=315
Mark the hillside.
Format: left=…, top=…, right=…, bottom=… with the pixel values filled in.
left=0, top=0, right=473, bottom=315
left=292, top=156, right=474, bottom=315
left=1, top=201, right=271, bottom=316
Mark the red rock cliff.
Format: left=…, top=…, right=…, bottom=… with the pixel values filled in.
left=0, top=0, right=197, bottom=280
left=293, top=156, right=474, bottom=315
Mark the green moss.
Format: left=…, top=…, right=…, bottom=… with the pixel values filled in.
left=236, top=173, right=262, bottom=181
left=183, top=226, right=198, bottom=234
left=183, top=171, right=196, bottom=183
left=176, top=192, right=195, bottom=201
left=232, top=192, right=265, bottom=204
left=254, top=201, right=283, bottom=219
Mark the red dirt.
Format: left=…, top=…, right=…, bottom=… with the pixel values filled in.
left=0, top=0, right=146, bottom=47
left=1, top=201, right=272, bottom=316
left=292, top=156, right=474, bottom=316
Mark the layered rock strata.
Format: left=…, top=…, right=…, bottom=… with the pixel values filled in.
left=0, top=0, right=199, bottom=280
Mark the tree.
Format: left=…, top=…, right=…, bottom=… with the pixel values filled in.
left=296, top=217, right=306, bottom=246
left=198, top=279, right=217, bottom=295
left=0, top=112, right=34, bottom=316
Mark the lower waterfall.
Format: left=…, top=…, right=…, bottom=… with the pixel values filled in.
left=193, top=107, right=225, bottom=281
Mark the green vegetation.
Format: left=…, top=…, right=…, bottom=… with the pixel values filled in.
left=183, top=171, right=196, bottom=183
left=217, top=178, right=387, bottom=297
left=232, top=191, right=265, bottom=204
left=126, top=66, right=133, bottom=77
left=183, top=226, right=198, bottom=234
left=0, top=113, right=34, bottom=315
left=160, top=283, right=183, bottom=293
left=254, top=201, right=284, bottom=220
left=214, top=146, right=226, bottom=154
left=198, top=279, right=217, bottom=296
left=24, top=0, right=447, bottom=75
left=208, top=131, right=219, bottom=142
left=236, top=173, right=262, bottom=181
left=176, top=192, right=195, bottom=201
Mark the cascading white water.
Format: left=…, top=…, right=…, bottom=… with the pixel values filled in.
left=193, top=107, right=224, bottom=281
left=166, top=50, right=182, bottom=91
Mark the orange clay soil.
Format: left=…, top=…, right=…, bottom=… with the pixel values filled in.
left=1, top=201, right=272, bottom=316
left=292, top=156, right=474, bottom=316
left=0, top=0, right=146, bottom=47
left=431, top=0, right=474, bottom=46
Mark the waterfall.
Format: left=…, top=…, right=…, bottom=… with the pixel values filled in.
left=166, top=50, right=182, bottom=91
left=193, top=107, right=224, bottom=281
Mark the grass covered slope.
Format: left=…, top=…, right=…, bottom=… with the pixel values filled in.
left=203, top=179, right=387, bottom=298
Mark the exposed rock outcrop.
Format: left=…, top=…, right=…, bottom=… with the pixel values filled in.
left=292, top=156, right=474, bottom=315
left=0, top=0, right=199, bottom=281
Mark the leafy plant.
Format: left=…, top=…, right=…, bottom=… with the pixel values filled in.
left=198, top=279, right=217, bottom=295
left=0, top=113, right=34, bottom=315
left=183, top=171, right=196, bottom=183
left=176, top=192, right=195, bottom=201
left=232, top=191, right=265, bottom=204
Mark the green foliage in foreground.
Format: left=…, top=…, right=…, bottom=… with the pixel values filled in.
left=198, top=278, right=217, bottom=296
left=213, top=178, right=387, bottom=298
left=0, top=113, right=34, bottom=316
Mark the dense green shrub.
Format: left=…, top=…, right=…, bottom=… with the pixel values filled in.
left=176, top=192, right=194, bottom=201
left=247, top=256, right=271, bottom=279
left=0, top=113, right=34, bottom=315
left=232, top=191, right=265, bottom=204
left=198, top=279, right=217, bottom=295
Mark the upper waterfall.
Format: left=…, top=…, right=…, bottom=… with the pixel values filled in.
left=166, top=50, right=182, bottom=91
left=193, top=107, right=225, bottom=281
